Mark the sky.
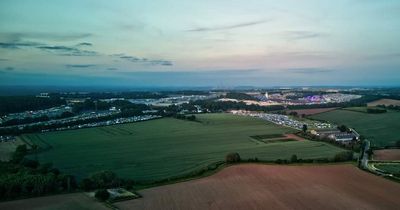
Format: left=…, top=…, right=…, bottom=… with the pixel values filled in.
left=0, top=0, right=400, bottom=87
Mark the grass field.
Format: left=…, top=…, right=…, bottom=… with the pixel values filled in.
left=374, top=163, right=400, bottom=176
left=24, top=114, right=345, bottom=182
left=311, top=109, right=400, bottom=147
left=289, top=107, right=338, bottom=116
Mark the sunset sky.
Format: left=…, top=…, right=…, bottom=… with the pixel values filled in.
left=1, top=0, right=399, bottom=87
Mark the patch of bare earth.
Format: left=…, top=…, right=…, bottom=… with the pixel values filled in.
left=115, top=164, right=400, bottom=210
left=374, top=149, right=400, bottom=161
left=0, top=193, right=109, bottom=210
left=290, top=108, right=338, bottom=116
left=284, top=134, right=305, bottom=141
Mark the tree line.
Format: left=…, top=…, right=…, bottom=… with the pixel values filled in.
left=0, top=145, right=135, bottom=201
left=0, top=96, right=66, bottom=116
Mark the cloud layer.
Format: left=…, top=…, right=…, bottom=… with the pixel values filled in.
left=113, top=54, right=173, bottom=66
left=187, top=20, right=269, bottom=32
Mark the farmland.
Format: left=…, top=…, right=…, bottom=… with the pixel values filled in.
left=21, top=114, right=345, bottom=182
left=311, top=109, right=400, bottom=147
left=373, top=149, right=400, bottom=161
left=374, top=163, right=400, bottom=176
left=115, top=164, right=400, bottom=210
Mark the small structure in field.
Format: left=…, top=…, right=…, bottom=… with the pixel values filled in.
left=107, top=188, right=140, bottom=202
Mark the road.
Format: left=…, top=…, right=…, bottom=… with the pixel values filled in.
left=360, top=140, right=370, bottom=169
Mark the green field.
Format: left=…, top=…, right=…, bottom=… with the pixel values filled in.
left=311, top=109, right=400, bottom=147
left=374, top=163, right=400, bottom=176
left=23, top=114, right=345, bottom=182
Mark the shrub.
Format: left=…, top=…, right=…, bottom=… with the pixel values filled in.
left=95, top=189, right=110, bottom=201
left=225, top=152, right=241, bottom=163
left=80, top=178, right=94, bottom=191
left=290, top=154, right=298, bottom=163
left=334, top=151, right=354, bottom=162
left=187, top=115, right=196, bottom=121
left=20, top=158, right=39, bottom=169
left=89, top=170, right=118, bottom=189
left=12, top=145, right=28, bottom=163
left=396, top=140, right=400, bottom=148
left=367, top=108, right=387, bottom=114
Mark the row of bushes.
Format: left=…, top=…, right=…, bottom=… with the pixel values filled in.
left=239, top=151, right=354, bottom=164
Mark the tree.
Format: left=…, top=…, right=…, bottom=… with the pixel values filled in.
left=21, top=158, right=39, bottom=169
left=337, top=125, right=349, bottom=132
left=95, top=189, right=110, bottom=201
left=80, top=178, right=94, bottom=191
left=225, top=152, right=241, bottom=163
left=187, top=115, right=196, bottom=121
left=290, top=154, right=298, bottom=163
left=302, top=124, right=308, bottom=133
left=89, top=170, right=118, bottom=189
left=366, top=149, right=374, bottom=157
left=396, top=140, right=400, bottom=148
left=334, top=151, right=354, bottom=162
left=12, top=145, right=28, bottom=163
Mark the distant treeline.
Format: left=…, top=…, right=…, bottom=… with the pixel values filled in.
left=366, top=107, right=387, bottom=114
left=191, top=100, right=285, bottom=112
left=0, top=90, right=211, bottom=116
left=55, top=90, right=209, bottom=100
left=377, top=104, right=400, bottom=111
left=0, top=96, right=66, bottom=116
left=224, top=92, right=256, bottom=100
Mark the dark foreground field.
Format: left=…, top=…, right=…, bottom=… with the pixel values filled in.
left=115, top=164, right=400, bottom=210
left=0, top=193, right=108, bottom=210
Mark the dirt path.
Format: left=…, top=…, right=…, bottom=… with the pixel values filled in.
left=285, top=133, right=305, bottom=141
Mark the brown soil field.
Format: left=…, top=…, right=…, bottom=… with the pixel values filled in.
left=257, top=134, right=305, bottom=142
left=374, top=149, right=400, bottom=161
left=115, top=164, right=400, bottom=210
left=290, top=108, right=338, bottom=116
left=0, top=193, right=109, bottom=210
left=367, top=99, right=400, bottom=107
left=285, top=133, right=305, bottom=141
